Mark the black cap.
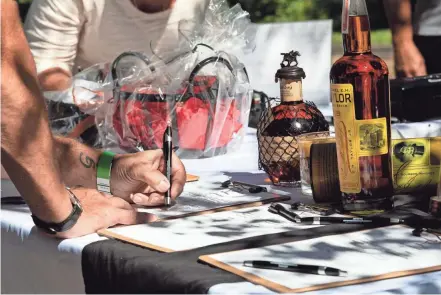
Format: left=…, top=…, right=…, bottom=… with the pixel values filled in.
left=275, top=50, right=306, bottom=82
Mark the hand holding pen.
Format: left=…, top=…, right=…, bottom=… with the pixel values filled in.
left=103, top=120, right=186, bottom=207
left=163, top=120, right=173, bottom=206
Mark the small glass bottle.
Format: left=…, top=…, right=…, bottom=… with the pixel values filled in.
left=259, top=51, right=329, bottom=186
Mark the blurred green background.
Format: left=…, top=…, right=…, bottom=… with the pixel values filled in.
left=17, top=0, right=394, bottom=47
left=228, top=0, right=393, bottom=46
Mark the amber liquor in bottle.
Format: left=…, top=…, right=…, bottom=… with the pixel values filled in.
left=330, top=0, right=393, bottom=211
left=260, top=52, right=329, bottom=186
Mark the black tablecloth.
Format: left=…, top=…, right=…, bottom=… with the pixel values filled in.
left=81, top=196, right=437, bottom=294
left=82, top=223, right=375, bottom=294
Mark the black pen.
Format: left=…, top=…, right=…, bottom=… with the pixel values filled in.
left=269, top=203, right=406, bottom=226
left=268, top=203, right=302, bottom=222
left=163, top=120, right=172, bottom=206
left=243, top=260, right=348, bottom=277
left=268, top=203, right=301, bottom=223
left=221, top=180, right=267, bottom=193
left=298, top=216, right=406, bottom=225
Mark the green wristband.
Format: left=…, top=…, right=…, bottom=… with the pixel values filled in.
left=97, top=151, right=116, bottom=194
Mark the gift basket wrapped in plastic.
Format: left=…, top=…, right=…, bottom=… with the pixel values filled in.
left=49, top=0, right=256, bottom=159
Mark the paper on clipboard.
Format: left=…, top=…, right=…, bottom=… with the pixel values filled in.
left=200, top=225, right=441, bottom=293
left=134, top=177, right=290, bottom=220
left=100, top=204, right=323, bottom=252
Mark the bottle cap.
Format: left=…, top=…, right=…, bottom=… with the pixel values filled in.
left=275, top=51, right=306, bottom=82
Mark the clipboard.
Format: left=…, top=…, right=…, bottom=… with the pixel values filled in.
left=98, top=180, right=291, bottom=250
left=199, top=225, right=441, bottom=293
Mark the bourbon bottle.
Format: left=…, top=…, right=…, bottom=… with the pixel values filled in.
left=259, top=51, right=329, bottom=186
left=330, top=0, right=394, bottom=211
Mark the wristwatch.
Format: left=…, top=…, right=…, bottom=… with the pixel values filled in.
left=31, top=187, right=83, bottom=235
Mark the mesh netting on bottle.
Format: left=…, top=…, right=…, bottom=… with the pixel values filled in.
left=257, top=96, right=329, bottom=186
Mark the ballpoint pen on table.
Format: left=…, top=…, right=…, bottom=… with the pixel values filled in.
left=268, top=203, right=300, bottom=223
left=269, top=203, right=302, bottom=222
left=243, top=260, right=348, bottom=277
left=268, top=203, right=406, bottom=225
left=163, top=120, right=173, bottom=207
left=297, top=215, right=406, bottom=225
left=221, top=180, right=268, bottom=194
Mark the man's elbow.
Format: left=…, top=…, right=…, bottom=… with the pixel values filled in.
left=38, top=67, right=72, bottom=91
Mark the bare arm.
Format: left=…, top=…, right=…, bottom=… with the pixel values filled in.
left=1, top=1, right=182, bottom=238
left=53, top=136, right=186, bottom=207
left=383, top=0, right=413, bottom=44
left=383, top=0, right=427, bottom=77
left=38, top=68, right=72, bottom=91
left=54, top=136, right=101, bottom=189
left=1, top=0, right=72, bottom=222
left=24, top=0, right=83, bottom=91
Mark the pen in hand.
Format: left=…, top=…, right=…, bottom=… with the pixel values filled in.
left=243, top=260, right=348, bottom=277
left=163, top=120, right=172, bottom=207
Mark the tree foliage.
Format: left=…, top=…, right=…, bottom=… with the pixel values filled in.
left=228, top=0, right=390, bottom=31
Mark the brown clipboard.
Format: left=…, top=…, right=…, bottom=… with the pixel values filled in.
left=98, top=194, right=290, bottom=252
left=186, top=174, right=200, bottom=182
left=198, top=225, right=441, bottom=293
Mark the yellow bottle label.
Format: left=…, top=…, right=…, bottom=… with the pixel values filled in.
left=357, top=118, right=389, bottom=157
left=392, top=138, right=441, bottom=194
left=331, top=84, right=389, bottom=194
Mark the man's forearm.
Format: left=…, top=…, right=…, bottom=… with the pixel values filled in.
left=1, top=0, right=72, bottom=222
left=54, top=136, right=102, bottom=189
left=383, top=0, right=413, bottom=44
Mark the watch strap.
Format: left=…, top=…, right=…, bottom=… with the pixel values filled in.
left=97, top=151, right=115, bottom=193
left=31, top=187, right=83, bottom=235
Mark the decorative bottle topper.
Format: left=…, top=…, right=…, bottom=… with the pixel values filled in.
left=275, top=51, right=306, bottom=82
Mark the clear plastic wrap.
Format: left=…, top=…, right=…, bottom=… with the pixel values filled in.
left=54, top=0, right=255, bottom=158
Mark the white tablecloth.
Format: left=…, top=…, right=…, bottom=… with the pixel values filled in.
left=2, top=123, right=441, bottom=294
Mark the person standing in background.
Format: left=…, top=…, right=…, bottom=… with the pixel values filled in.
left=15, top=0, right=211, bottom=152
left=384, top=0, right=441, bottom=77
left=24, top=0, right=209, bottom=92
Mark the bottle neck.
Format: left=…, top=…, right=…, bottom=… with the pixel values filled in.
left=280, top=79, right=303, bottom=103
left=341, top=0, right=372, bottom=54
left=343, top=15, right=372, bottom=54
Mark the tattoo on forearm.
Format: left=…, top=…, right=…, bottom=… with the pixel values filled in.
left=79, top=152, right=96, bottom=169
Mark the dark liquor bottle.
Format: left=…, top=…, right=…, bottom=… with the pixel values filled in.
left=330, top=0, right=394, bottom=211
left=260, top=51, right=329, bottom=186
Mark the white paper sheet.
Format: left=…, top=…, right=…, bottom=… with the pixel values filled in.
left=109, top=204, right=325, bottom=251
left=203, top=225, right=441, bottom=293
left=135, top=175, right=289, bottom=220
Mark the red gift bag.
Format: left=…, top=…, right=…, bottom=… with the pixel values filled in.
left=113, top=88, right=170, bottom=150
left=110, top=51, right=248, bottom=157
